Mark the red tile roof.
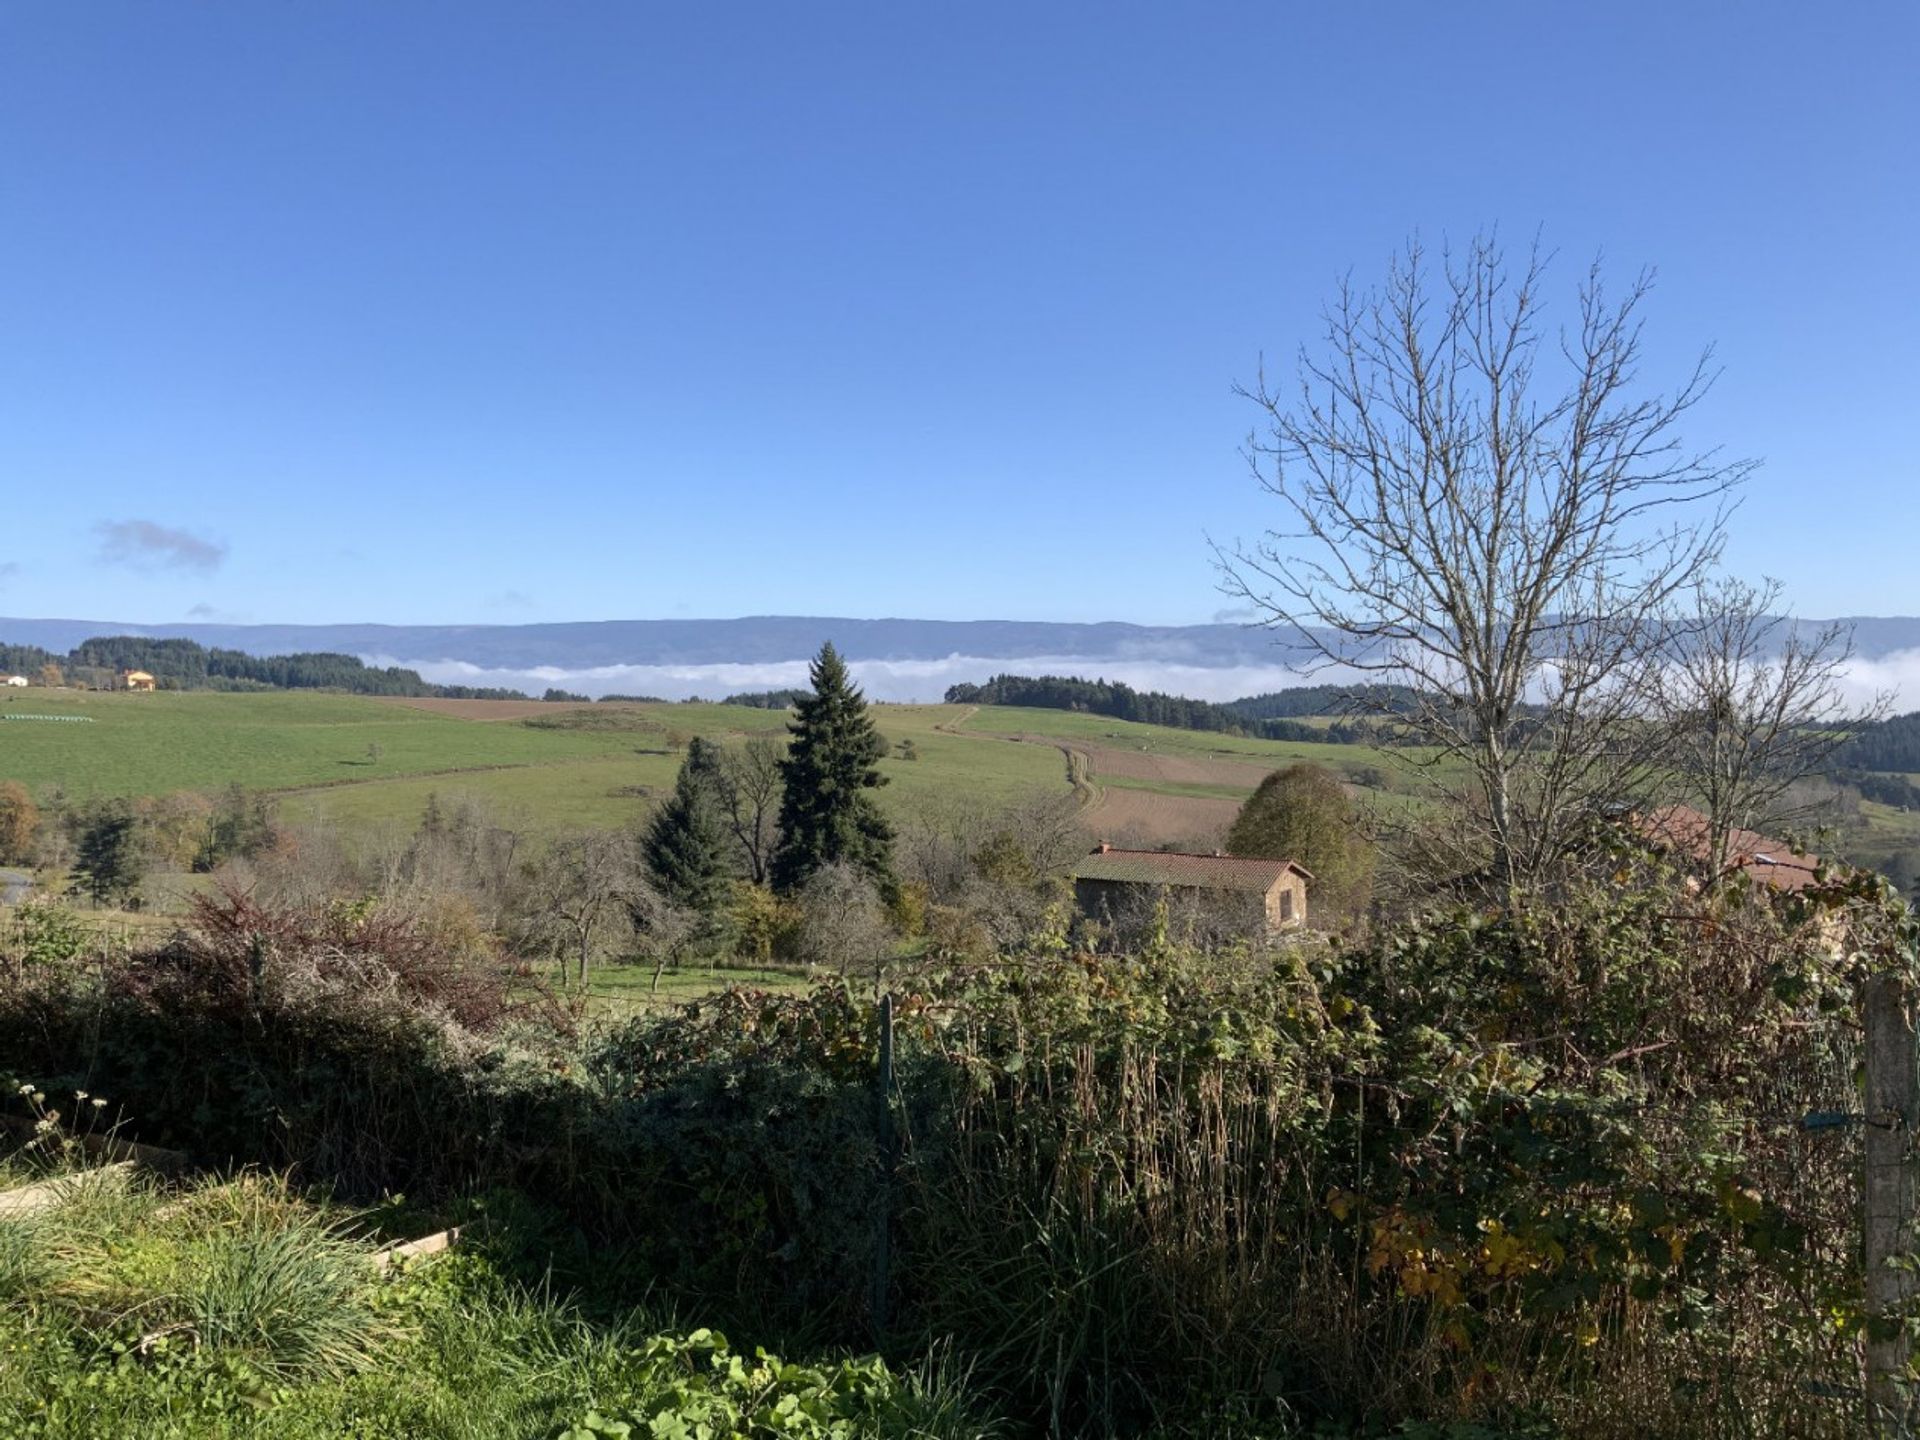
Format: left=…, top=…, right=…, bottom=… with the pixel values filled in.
left=1632, top=804, right=1822, bottom=892
left=1071, top=846, right=1311, bottom=895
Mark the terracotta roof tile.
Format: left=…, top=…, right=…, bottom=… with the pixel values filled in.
left=1633, top=804, right=1822, bottom=892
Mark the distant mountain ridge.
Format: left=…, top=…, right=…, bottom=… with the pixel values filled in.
left=3, top=613, right=1915, bottom=704
left=0, top=615, right=1332, bottom=668
left=7, top=614, right=1918, bottom=668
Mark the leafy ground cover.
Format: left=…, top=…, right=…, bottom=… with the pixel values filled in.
left=0, top=1156, right=997, bottom=1440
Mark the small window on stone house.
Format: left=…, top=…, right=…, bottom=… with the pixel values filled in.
left=1280, top=888, right=1294, bottom=922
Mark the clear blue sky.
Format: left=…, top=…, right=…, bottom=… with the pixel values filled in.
left=2, top=3, right=1914, bottom=627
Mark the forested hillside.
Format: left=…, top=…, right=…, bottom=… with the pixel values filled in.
left=1223, top=682, right=1422, bottom=720
left=944, top=672, right=1384, bottom=742
left=0, top=635, right=524, bottom=699
left=1837, top=710, right=1920, bottom=773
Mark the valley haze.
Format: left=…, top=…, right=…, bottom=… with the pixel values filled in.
left=5, top=613, right=1919, bottom=705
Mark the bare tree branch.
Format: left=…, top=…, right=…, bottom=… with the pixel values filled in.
left=1217, top=234, right=1754, bottom=892
left=1646, top=576, right=1888, bottom=885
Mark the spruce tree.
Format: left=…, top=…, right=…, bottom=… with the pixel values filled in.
left=642, top=737, right=736, bottom=934
left=71, top=801, right=144, bottom=907
left=771, top=642, right=895, bottom=895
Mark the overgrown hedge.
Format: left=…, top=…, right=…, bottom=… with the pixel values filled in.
left=3, top=866, right=1912, bottom=1437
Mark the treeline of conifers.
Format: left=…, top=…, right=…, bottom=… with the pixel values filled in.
left=945, top=671, right=1920, bottom=776
left=0, top=636, right=525, bottom=700
left=942, top=673, right=1419, bottom=742
left=1832, top=711, right=1920, bottom=774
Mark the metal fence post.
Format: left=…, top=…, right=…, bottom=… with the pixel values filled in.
left=871, top=991, right=895, bottom=1340
left=1864, top=973, right=1917, bottom=1433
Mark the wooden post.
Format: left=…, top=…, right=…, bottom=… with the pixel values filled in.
left=1864, top=973, right=1917, bottom=1432
left=248, top=932, right=266, bottom=1012
left=871, top=992, right=895, bottom=1339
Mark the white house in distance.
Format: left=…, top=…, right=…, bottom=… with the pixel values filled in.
left=2, top=675, right=28, bottom=688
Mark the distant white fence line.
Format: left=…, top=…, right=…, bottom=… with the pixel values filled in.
left=2, top=714, right=95, bottom=723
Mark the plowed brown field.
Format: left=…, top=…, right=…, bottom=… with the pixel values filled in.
left=1068, top=741, right=1276, bottom=791
left=1081, top=787, right=1239, bottom=850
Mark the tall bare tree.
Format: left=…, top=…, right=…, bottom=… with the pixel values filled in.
left=1219, top=234, right=1753, bottom=892
left=719, top=736, right=783, bottom=884
left=518, top=830, right=636, bottom=986
left=1650, top=576, right=1883, bottom=885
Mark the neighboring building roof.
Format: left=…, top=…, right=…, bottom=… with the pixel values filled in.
left=1632, top=804, right=1822, bottom=892
left=1071, top=845, right=1312, bottom=895
left=124, top=670, right=155, bottom=681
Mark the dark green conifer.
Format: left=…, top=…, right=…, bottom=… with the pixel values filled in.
left=71, top=801, right=144, bottom=907
left=770, top=643, right=895, bottom=894
left=642, top=737, right=735, bottom=928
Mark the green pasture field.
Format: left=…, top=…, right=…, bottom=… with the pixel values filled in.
left=0, top=691, right=1096, bottom=843
left=1, top=690, right=625, bottom=797
left=956, top=702, right=1369, bottom=765
left=271, top=703, right=1070, bottom=840
left=0, top=688, right=1509, bottom=854
left=573, top=961, right=817, bottom=1016
left=955, top=703, right=1450, bottom=793
left=1097, top=774, right=1252, bottom=802
left=1848, top=798, right=1920, bottom=873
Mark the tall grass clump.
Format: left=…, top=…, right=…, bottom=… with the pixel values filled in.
left=169, top=1182, right=394, bottom=1379
left=4, top=1169, right=393, bottom=1383
left=0, top=1217, right=51, bottom=1301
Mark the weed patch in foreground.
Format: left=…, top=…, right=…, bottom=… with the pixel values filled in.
left=0, top=1164, right=1000, bottom=1439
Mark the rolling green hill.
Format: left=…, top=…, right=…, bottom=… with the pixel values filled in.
left=0, top=691, right=1099, bottom=841
left=0, top=689, right=1388, bottom=852
left=5, top=689, right=1911, bottom=892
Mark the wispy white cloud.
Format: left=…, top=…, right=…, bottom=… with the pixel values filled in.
left=96, top=519, right=227, bottom=574
left=185, top=602, right=252, bottom=622
left=1210, top=604, right=1263, bottom=624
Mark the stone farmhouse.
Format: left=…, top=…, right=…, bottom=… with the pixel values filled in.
left=1071, top=843, right=1312, bottom=934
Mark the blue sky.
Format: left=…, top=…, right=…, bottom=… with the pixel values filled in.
left=1, top=3, right=1914, bottom=627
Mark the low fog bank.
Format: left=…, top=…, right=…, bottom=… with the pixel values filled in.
left=374, top=645, right=1919, bottom=710
left=1836, top=646, right=1920, bottom=710
left=370, top=652, right=1335, bottom=704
